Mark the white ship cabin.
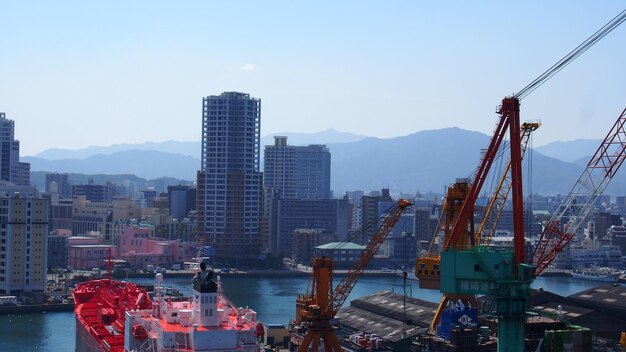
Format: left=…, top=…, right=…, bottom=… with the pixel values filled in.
left=124, top=266, right=259, bottom=352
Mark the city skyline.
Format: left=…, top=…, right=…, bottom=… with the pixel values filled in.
left=1, top=2, right=625, bottom=156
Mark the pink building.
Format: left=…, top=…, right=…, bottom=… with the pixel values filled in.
left=118, top=227, right=196, bottom=269
left=69, top=245, right=117, bottom=270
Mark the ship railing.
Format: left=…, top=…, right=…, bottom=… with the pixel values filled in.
left=174, top=343, right=194, bottom=351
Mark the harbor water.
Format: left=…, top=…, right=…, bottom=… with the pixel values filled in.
left=0, top=274, right=616, bottom=352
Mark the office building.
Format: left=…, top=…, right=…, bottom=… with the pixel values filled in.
left=0, top=112, right=30, bottom=186
left=269, top=198, right=349, bottom=256
left=48, top=231, right=70, bottom=269
left=196, top=92, right=262, bottom=265
left=72, top=181, right=117, bottom=203
left=49, top=199, right=73, bottom=231
left=72, top=196, right=113, bottom=241
left=359, top=189, right=392, bottom=244
left=45, top=173, right=71, bottom=199
left=167, top=185, right=196, bottom=220
left=414, top=207, right=432, bottom=243
left=0, top=193, right=48, bottom=294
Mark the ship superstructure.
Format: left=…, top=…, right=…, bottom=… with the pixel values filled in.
left=124, top=264, right=260, bottom=352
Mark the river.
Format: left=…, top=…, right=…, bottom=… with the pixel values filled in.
left=0, top=274, right=614, bottom=352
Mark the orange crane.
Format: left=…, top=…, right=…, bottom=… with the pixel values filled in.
left=294, top=199, right=412, bottom=352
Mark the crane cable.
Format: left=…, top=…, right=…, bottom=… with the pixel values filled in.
left=525, top=128, right=534, bottom=248
left=515, top=8, right=626, bottom=100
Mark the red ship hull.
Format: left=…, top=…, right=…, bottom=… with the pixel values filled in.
left=73, top=279, right=152, bottom=352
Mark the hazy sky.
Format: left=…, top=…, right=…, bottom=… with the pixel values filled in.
left=1, top=1, right=625, bottom=156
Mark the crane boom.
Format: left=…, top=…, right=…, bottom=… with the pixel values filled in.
left=533, top=107, right=626, bottom=275
left=332, top=199, right=413, bottom=314
left=476, top=122, right=540, bottom=245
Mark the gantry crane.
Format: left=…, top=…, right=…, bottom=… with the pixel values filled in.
left=415, top=121, right=539, bottom=333
left=533, top=107, right=626, bottom=276
left=422, top=9, right=625, bottom=352
left=438, top=96, right=534, bottom=352
left=295, top=199, right=413, bottom=352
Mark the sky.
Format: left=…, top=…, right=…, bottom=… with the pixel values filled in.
left=0, top=1, right=625, bottom=156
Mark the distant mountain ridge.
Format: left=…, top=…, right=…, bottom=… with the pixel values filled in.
left=24, top=150, right=199, bottom=180
left=31, top=129, right=367, bottom=160
left=24, top=128, right=626, bottom=195
left=535, top=139, right=601, bottom=163
left=33, top=141, right=201, bottom=160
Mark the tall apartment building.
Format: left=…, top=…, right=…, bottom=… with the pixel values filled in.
left=296, top=144, right=331, bottom=199
left=263, top=136, right=297, bottom=199
left=0, top=112, right=30, bottom=186
left=0, top=193, right=48, bottom=294
left=263, top=137, right=331, bottom=200
left=196, top=92, right=262, bottom=265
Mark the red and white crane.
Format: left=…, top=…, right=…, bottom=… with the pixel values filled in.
left=533, top=107, right=626, bottom=276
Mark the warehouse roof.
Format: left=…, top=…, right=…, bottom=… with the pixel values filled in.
left=336, top=290, right=437, bottom=342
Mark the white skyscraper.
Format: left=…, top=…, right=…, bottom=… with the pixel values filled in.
left=196, top=92, right=261, bottom=265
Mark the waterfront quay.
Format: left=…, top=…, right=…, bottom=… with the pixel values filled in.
left=0, top=268, right=398, bottom=315
left=110, top=267, right=399, bottom=279
left=0, top=268, right=588, bottom=317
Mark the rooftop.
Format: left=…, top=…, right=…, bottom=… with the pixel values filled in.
left=316, top=242, right=365, bottom=250
left=336, top=290, right=436, bottom=342
left=568, top=284, right=626, bottom=314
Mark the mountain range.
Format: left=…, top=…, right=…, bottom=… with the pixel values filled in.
left=31, top=128, right=367, bottom=161
left=23, top=128, right=626, bottom=195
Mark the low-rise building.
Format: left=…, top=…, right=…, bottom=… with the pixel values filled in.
left=314, top=242, right=365, bottom=269
left=68, top=244, right=117, bottom=270
left=570, top=244, right=622, bottom=269
left=118, top=227, right=196, bottom=269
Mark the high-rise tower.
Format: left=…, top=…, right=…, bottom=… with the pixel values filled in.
left=196, top=92, right=261, bottom=265
left=263, top=137, right=331, bottom=200
left=295, top=144, right=331, bottom=199
left=263, top=136, right=297, bottom=199
left=0, top=113, right=30, bottom=186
